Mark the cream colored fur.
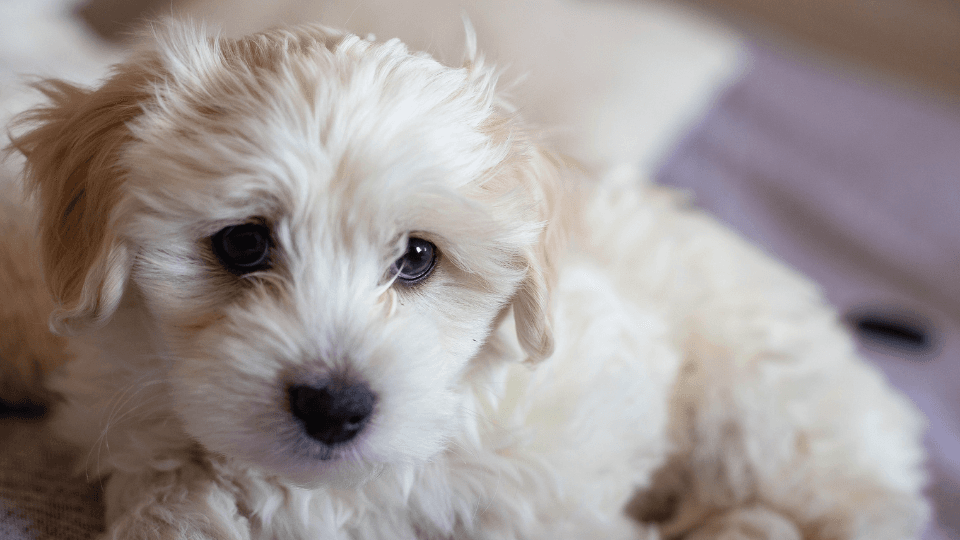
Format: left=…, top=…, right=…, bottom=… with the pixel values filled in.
left=3, top=21, right=927, bottom=540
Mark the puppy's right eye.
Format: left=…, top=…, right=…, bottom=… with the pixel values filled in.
left=390, top=237, right=437, bottom=285
left=212, top=223, right=272, bottom=275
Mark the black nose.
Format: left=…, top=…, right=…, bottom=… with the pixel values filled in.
left=288, top=381, right=376, bottom=445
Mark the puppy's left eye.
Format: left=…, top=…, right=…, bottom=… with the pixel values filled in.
left=391, top=238, right=437, bottom=285
left=212, top=223, right=272, bottom=275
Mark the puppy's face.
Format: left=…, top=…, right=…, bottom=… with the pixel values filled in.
left=14, top=24, right=557, bottom=485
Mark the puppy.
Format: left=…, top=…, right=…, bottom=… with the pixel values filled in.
left=4, top=21, right=927, bottom=539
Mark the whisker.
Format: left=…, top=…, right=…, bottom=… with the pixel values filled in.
left=87, top=370, right=171, bottom=481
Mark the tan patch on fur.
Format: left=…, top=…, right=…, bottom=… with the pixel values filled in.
left=0, top=199, right=70, bottom=405
left=10, top=60, right=163, bottom=333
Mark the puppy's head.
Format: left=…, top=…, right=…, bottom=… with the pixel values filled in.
left=12, top=22, right=560, bottom=485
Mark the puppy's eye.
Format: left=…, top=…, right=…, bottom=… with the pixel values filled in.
left=212, top=223, right=272, bottom=275
left=391, top=238, right=437, bottom=285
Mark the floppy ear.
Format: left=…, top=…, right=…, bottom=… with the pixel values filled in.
left=460, top=32, right=564, bottom=364
left=513, top=245, right=556, bottom=364
left=10, top=67, right=154, bottom=334
left=511, top=148, right=567, bottom=365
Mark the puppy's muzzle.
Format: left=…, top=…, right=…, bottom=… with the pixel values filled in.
left=288, top=381, right=376, bottom=446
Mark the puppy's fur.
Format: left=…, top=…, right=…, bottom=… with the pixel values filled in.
left=3, top=22, right=927, bottom=539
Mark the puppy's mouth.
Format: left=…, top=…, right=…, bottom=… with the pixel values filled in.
left=287, top=379, right=377, bottom=459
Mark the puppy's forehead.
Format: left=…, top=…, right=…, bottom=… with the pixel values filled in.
left=126, top=26, right=509, bottom=229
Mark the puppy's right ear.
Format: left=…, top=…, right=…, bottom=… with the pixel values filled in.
left=10, top=67, right=154, bottom=334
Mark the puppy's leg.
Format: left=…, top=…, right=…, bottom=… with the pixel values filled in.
left=683, top=506, right=802, bottom=540
left=633, top=330, right=926, bottom=540
left=0, top=196, right=70, bottom=413
left=628, top=456, right=804, bottom=540
left=586, top=181, right=927, bottom=539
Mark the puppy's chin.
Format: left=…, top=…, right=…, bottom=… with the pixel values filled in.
left=184, top=410, right=436, bottom=489
left=263, top=454, right=386, bottom=490
left=209, top=431, right=390, bottom=488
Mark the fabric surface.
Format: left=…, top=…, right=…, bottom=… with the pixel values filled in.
left=656, top=43, right=960, bottom=540
left=0, top=419, right=103, bottom=540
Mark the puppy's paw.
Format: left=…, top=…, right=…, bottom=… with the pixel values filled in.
left=685, top=506, right=801, bottom=540
left=102, top=465, right=252, bottom=540
left=104, top=516, right=247, bottom=540
left=103, top=499, right=252, bottom=540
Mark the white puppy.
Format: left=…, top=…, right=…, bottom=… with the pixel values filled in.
left=4, top=21, right=927, bottom=539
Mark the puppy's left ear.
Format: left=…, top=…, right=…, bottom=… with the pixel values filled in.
left=10, top=66, right=156, bottom=334
left=511, top=149, right=566, bottom=365
left=460, top=31, right=563, bottom=364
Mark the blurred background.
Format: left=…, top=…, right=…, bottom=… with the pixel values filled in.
left=1, top=0, right=958, bottom=539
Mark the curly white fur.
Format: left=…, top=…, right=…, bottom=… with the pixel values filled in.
left=3, top=21, right=927, bottom=540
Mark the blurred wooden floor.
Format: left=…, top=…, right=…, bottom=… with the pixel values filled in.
left=679, top=0, right=960, bottom=102
left=78, top=0, right=960, bottom=101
